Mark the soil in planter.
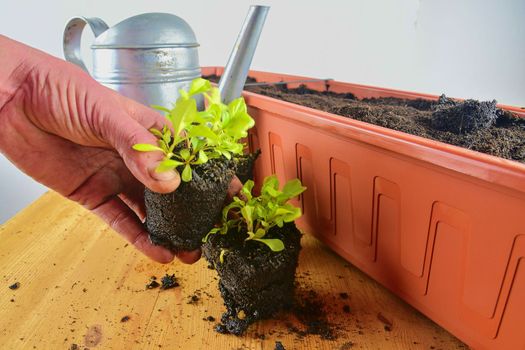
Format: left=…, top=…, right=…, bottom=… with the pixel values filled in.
left=202, top=223, right=302, bottom=335
left=145, top=158, right=235, bottom=252
left=203, top=75, right=525, bottom=163
left=247, top=84, right=525, bottom=163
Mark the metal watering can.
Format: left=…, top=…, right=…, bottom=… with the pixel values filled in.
left=62, top=6, right=269, bottom=108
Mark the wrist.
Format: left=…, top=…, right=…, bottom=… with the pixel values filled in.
left=0, top=35, right=43, bottom=111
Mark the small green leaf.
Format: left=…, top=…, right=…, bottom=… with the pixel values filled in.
left=203, top=227, right=220, bottom=243
left=171, top=98, right=197, bottom=136
left=204, top=87, right=221, bottom=105
left=241, top=205, right=254, bottom=232
left=179, top=149, right=191, bottom=161
left=151, top=105, right=171, bottom=113
left=156, top=159, right=183, bottom=172
left=193, top=150, right=208, bottom=165
left=181, top=164, right=192, bottom=182
left=240, top=180, right=254, bottom=200
left=282, top=179, right=307, bottom=199
left=263, top=175, right=279, bottom=192
left=254, top=238, right=285, bottom=252
left=162, top=129, right=172, bottom=145
left=132, top=144, right=164, bottom=153
left=188, top=125, right=218, bottom=141
left=188, top=78, right=212, bottom=97
left=149, top=128, right=164, bottom=138
left=253, top=228, right=266, bottom=239
left=219, top=249, right=228, bottom=264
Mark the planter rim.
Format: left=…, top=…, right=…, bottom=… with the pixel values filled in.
left=202, top=67, right=525, bottom=195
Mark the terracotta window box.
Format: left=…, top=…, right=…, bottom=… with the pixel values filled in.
left=202, top=67, right=525, bottom=350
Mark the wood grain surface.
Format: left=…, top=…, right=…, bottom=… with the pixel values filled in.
left=0, top=192, right=468, bottom=350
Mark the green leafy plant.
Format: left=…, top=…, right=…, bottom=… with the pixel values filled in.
left=132, top=78, right=255, bottom=182
left=204, top=175, right=306, bottom=252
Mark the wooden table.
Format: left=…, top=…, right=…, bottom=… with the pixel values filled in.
left=0, top=192, right=467, bottom=349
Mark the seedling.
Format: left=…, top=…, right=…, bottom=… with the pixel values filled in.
left=204, top=175, right=306, bottom=252
left=132, top=78, right=254, bottom=182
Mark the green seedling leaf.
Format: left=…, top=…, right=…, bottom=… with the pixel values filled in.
left=193, top=150, right=208, bottom=165
left=240, top=180, right=254, bottom=201
left=254, top=238, right=285, bottom=252
left=282, top=179, right=307, bottom=199
left=156, top=159, right=184, bottom=172
left=171, top=98, right=197, bottom=136
left=188, top=125, right=219, bottom=141
left=253, top=228, right=266, bottom=239
left=188, top=78, right=212, bottom=97
left=219, top=249, right=228, bottom=264
left=179, top=149, right=191, bottom=161
left=204, top=87, right=221, bottom=105
left=151, top=105, right=171, bottom=113
left=263, top=175, right=280, bottom=192
left=181, top=164, right=192, bottom=182
left=241, top=205, right=254, bottom=232
left=149, top=128, right=164, bottom=138
left=132, top=144, right=164, bottom=153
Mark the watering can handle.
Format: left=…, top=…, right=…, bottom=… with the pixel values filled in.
left=63, top=16, right=109, bottom=73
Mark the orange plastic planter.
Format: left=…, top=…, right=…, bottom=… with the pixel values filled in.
left=203, top=67, right=525, bottom=350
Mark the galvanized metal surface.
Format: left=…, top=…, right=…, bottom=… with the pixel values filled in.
left=218, top=5, right=269, bottom=104
left=63, top=13, right=201, bottom=108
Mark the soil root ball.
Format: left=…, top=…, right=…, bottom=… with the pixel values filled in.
left=431, top=95, right=499, bottom=134
left=145, top=158, right=234, bottom=252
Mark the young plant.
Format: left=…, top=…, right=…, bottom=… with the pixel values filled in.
left=204, top=175, right=306, bottom=252
left=132, top=78, right=254, bottom=182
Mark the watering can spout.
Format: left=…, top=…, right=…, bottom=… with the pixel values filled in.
left=218, top=5, right=269, bottom=104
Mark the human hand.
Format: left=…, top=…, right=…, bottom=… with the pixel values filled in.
left=0, top=36, right=240, bottom=264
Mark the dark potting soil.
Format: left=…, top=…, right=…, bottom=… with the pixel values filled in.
left=145, top=157, right=235, bottom=252
left=275, top=341, right=286, bottom=350
left=290, top=288, right=337, bottom=340
left=202, top=223, right=302, bottom=335
left=246, top=84, right=525, bottom=163
left=234, top=149, right=261, bottom=184
left=160, top=274, right=179, bottom=290
left=146, top=280, right=160, bottom=289
left=203, top=74, right=525, bottom=163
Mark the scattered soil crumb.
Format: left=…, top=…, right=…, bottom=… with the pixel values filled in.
left=275, top=341, right=285, bottom=350
left=8, top=282, right=20, bottom=290
left=339, top=292, right=349, bottom=300
left=340, top=341, right=354, bottom=350
left=160, top=274, right=179, bottom=290
left=10, top=299, right=14, bottom=302
left=69, top=344, right=79, bottom=350
left=343, top=305, right=351, bottom=313
left=206, top=316, right=215, bottom=322
left=292, top=289, right=338, bottom=340
left=120, top=316, right=130, bottom=323
left=188, top=295, right=199, bottom=304
left=146, top=280, right=160, bottom=289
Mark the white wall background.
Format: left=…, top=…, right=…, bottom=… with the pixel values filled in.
left=0, top=0, right=524, bottom=223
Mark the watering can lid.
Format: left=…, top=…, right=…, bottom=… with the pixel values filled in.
left=91, top=13, right=199, bottom=49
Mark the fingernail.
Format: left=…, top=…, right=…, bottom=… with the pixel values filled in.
left=150, top=167, right=179, bottom=182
